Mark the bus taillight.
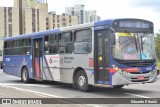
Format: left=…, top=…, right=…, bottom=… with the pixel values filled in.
left=89, top=58, right=94, bottom=67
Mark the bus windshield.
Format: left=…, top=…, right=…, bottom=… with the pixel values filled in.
left=112, top=32, right=156, bottom=60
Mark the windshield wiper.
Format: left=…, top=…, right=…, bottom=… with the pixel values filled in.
left=119, top=38, right=133, bottom=46
left=119, top=33, right=138, bottom=54
left=141, top=36, right=143, bottom=51
left=133, top=34, right=138, bottom=52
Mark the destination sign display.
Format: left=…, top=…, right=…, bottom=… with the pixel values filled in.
left=119, top=21, right=150, bottom=28
left=114, top=20, right=153, bottom=29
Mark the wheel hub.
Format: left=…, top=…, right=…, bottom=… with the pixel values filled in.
left=79, top=75, right=86, bottom=87
left=22, top=70, right=27, bottom=81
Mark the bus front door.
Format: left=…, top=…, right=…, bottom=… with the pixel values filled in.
left=95, top=30, right=110, bottom=84
left=33, top=38, right=43, bottom=79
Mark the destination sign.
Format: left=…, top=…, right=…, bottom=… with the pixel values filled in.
left=119, top=21, right=151, bottom=29
left=113, top=20, right=153, bottom=30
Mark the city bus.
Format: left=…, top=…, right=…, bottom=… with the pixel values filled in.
left=3, top=18, right=157, bottom=91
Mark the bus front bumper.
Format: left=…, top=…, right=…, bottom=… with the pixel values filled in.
left=112, top=69, right=157, bottom=86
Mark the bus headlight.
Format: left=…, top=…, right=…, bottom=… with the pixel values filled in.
left=120, top=70, right=123, bottom=74
left=113, top=65, right=119, bottom=71
left=120, top=70, right=129, bottom=75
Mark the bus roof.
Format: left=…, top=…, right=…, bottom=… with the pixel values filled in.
left=4, top=18, right=152, bottom=41
left=4, top=22, right=94, bottom=41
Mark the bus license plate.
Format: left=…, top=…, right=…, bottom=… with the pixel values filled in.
left=137, top=76, right=144, bottom=80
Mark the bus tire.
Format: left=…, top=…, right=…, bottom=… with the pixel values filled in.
left=113, top=85, right=124, bottom=88
left=21, top=67, right=31, bottom=83
left=76, top=70, right=92, bottom=92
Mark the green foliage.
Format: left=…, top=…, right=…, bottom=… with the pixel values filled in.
left=157, top=61, right=160, bottom=69
left=155, top=32, right=160, bottom=60
left=0, top=49, right=2, bottom=56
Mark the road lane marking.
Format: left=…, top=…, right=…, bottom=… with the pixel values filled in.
left=34, top=93, right=50, bottom=98
left=0, top=83, right=50, bottom=87
left=0, top=85, right=101, bottom=107
left=0, top=85, right=65, bottom=98
left=124, top=93, right=150, bottom=98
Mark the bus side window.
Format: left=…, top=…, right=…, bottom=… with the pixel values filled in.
left=45, top=34, right=58, bottom=54
left=21, top=39, right=31, bottom=55
left=74, top=29, right=92, bottom=54
left=13, top=40, right=21, bottom=55
left=58, top=32, right=72, bottom=54
left=4, top=41, right=13, bottom=55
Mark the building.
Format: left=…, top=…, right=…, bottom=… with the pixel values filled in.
left=47, top=12, right=78, bottom=29
left=86, top=10, right=100, bottom=23
left=65, top=4, right=101, bottom=24
left=0, top=0, right=79, bottom=50
left=65, top=4, right=85, bottom=24
left=0, top=7, right=20, bottom=49
left=0, top=7, right=19, bottom=37
left=0, top=0, right=48, bottom=37
left=14, top=0, right=48, bottom=34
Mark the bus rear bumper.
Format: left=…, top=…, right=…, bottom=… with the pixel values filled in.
left=112, top=70, right=157, bottom=86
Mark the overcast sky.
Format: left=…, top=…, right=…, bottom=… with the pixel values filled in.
left=0, top=0, right=160, bottom=32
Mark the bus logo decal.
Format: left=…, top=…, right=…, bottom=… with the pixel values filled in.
left=49, top=59, right=52, bottom=64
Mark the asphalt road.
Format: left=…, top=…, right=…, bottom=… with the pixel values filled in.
left=0, top=69, right=160, bottom=107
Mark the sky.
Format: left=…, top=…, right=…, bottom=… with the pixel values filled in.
left=0, top=0, right=160, bottom=32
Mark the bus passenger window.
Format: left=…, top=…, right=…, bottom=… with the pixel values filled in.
left=74, top=29, right=92, bottom=53
left=4, top=41, right=13, bottom=55
left=12, top=40, right=21, bottom=55
left=58, top=32, right=72, bottom=54
left=21, top=39, right=31, bottom=55
left=45, top=34, right=58, bottom=54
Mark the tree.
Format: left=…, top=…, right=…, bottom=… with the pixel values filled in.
left=0, top=49, right=2, bottom=56
left=155, top=32, right=160, bottom=60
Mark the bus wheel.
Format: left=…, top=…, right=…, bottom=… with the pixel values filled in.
left=21, top=67, right=30, bottom=83
left=76, top=70, right=91, bottom=92
left=113, top=85, right=124, bottom=88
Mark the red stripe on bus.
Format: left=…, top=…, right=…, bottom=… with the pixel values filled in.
left=122, top=68, right=139, bottom=72
left=109, top=68, right=116, bottom=73
left=35, top=58, right=40, bottom=78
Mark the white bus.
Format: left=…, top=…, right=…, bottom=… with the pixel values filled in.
left=3, top=18, right=157, bottom=91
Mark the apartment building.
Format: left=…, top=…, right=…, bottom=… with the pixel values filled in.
left=48, top=12, right=78, bottom=29
left=1, top=0, right=106, bottom=51
left=0, top=7, right=19, bottom=49
left=65, top=4, right=101, bottom=24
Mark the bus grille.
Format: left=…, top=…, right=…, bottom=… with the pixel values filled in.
left=130, top=71, right=150, bottom=74
left=131, top=77, right=149, bottom=82
left=122, top=62, right=153, bottom=67
left=114, top=59, right=156, bottom=67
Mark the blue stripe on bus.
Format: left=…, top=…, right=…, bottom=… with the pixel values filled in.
left=44, top=56, right=53, bottom=80
left=97, top=80, right=103, bottom=84
left=94, top=19, right=113, bottom=26
left=4, top=29, right=60, bottom=41
left=104, top=81, right=109, bottom=84
left=97, top=80, right=110, bottom=84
